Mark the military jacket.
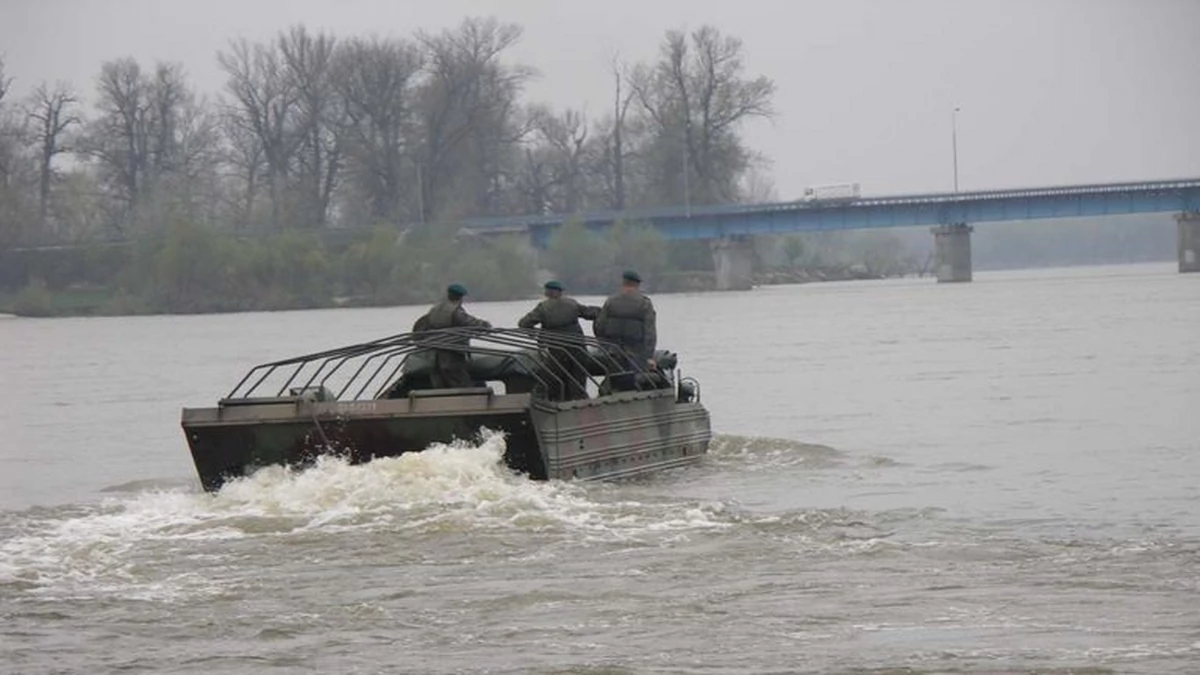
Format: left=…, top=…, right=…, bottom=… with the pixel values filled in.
left=413, top=300, right=491, bottom=348
left=518, top=297, right=600, bottom=336
left=594, top=291, right=656, bottom=360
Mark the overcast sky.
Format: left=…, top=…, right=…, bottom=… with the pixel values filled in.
left=2, top=0, right=1197, bottom=200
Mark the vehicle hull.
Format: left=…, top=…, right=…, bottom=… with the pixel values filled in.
left=182, top=388, right=711, bottom=491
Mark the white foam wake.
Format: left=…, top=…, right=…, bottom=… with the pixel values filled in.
left=0, top=431, right=733, bottom=600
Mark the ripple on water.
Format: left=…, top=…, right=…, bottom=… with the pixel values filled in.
left=708, top=433, right=847, bottom=470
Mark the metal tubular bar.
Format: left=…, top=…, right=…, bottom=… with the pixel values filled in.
left=504, top=328, right=654, bottom=395
left=251, top=332, right=410, bottom=370
left=478, top=329, right=611, bottom=388
left=337, top=346, right=413, bottom=400
left=349, top=345, right=425, bottom=400
left=221, top=327, right=659, bottom=402
left=241, top=365, right=281, bottom=399
left=225, top=367, right=263, bottom=399
left=276, top=359, right=325, bottom=397
left=467, top=330, right=578, bottom=398
left=372, top=358, right=410, bottom=400
left=306, top=342, right=397, bottom=395
left=509, top=328, right=645, bottom=377
left=400, top=328, right=568, bottom=394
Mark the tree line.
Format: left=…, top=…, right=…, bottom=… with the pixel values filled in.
left=0, top=218, right=699, bottom=316
left=0, top=18, right=775, bottom=250
left=0, top=18, right=944, bottom=317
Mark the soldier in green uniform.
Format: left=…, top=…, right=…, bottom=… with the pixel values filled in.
left=594, top=270, right=657, bottom=391
left=518, top=280, right=600, bottom=399
left=413, top=283, right=492, bottom=389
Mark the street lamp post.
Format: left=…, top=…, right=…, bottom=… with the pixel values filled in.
left=683, top=119, right=692, bottom=217
left=952, top=106, right=961, bottom=193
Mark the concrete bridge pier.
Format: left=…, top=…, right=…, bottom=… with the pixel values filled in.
left=1178, top=212, right=1200, bottom=273
left=711, top=235, right=755, bottom=291
left=931, top=223, right=974, bottom=283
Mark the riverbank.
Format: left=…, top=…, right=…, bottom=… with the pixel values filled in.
left=0, top=282, right=412, bottom=318
left=4, top=259, right=1165, bottom=319
left=0, top=266, right=914, bottom=318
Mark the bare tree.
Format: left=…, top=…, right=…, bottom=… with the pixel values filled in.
left=0, top=56, right=19, bottom=189
left=334, top=35, right=424, bottom=225
left=0, top=56, right=34, bottom=250
left=218, top=108, right=267, bottom=229
left=218, top=38, right=300, bottom=229
left=609, top=56, right=636, bottom=210
left=278, top=25, right=341, bottom=228
left=26, top=82, right=80, bottom=224
left=0, top=58, right=9, bottom=107
left=629, top=26, right=775, bottom=205
left=83, top=58, right=215, bottom=231
left=148, top=64, right=180, bottom=175
left=170, top=94, right=223, bottom=225
left=739, top=163, right=777, bottom=203
left=414, top=17, right=533, bottom=222
left=85, top=58, right=152, bottom=218
left=517, top=106, right=589, bottom=214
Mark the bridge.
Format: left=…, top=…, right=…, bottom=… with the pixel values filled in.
left=460, top=177, right=1200, bottom=290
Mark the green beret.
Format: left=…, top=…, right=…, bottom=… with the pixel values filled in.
left=622, top=270, right=641, bottom=283
left=447, top=283, right=468, bottom=297
left=544, top=280, right=563, bottom=291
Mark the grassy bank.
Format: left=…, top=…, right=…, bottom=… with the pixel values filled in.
left=0, top=219, right=938, bottom=318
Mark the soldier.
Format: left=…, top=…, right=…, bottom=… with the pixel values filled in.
left=413, top=283, right=492, bottom=389
left=594, top=270, right=657, bottom=391
left=518, top=280, right=600, bottom=399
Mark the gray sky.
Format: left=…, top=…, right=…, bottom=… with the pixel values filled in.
left=2, top=0, right=1197, bottom=199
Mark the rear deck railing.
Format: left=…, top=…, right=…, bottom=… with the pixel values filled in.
left=220, top=328, right=661, bottom=404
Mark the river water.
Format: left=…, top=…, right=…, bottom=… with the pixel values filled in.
left=1, top=262, right=1197, bottom=674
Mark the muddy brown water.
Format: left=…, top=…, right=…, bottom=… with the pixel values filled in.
left=2, top=263, right=1197, bottom=674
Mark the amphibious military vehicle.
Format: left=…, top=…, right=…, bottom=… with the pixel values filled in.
left=181, top=328, right=711, bottom=491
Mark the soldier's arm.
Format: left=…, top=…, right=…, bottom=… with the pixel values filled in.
left=517, top=303, right=543, bottom=329
left=593, top=301, right=610, bottom=337
left=642, top=297, right=657, bottom=357
left=412, top=313, right=430, bottom=332
left=453, top=306, right=492, bottom=329
left=578, top=301, right=601, bottom=321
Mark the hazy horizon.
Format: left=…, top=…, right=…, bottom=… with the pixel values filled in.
left=2, top=0, right=1198, bottom=203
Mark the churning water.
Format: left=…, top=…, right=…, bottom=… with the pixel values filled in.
left=2, top=263, right=1197, bottom=673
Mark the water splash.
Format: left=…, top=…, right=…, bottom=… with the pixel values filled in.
left=0, top=431, right=736, bottom=599
left=0, top=431, right=922, bottom=602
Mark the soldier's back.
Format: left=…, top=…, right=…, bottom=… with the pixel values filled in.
left=423, top=300, right=458, bottom=329
left=541, top=297, right=586, bottom=333
left=603, top=291, right=650, bottom=318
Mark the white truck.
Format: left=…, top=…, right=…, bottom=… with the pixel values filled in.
left=801, top=182, right=861, bottom=204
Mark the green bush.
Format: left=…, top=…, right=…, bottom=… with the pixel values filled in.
left=611, top=220, right=668, bottom=288
left=545, top=220, right=616, bottom=293
left=12, top=278, right=54, bottom=317
left=443, top=237, right=536, bottom=301
left=340, top=227, right=403, bottom=301
left=152, top=219, right=248, bottom=312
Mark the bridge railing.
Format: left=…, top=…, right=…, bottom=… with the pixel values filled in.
left=457, top=177, right=1200, bottom=231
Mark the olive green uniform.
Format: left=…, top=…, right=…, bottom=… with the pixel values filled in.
left=413, top=300, right=492, bottom=389
left=594, top=291, right=656, bottom=391
left=519, top=296, right=600, bottom=399
left=518, top=297, right=600, bottom=336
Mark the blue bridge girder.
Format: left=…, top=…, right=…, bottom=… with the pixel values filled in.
left=458, top=177, right=1200, bottom=248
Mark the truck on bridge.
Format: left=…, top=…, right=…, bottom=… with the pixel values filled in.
left=801, top=182, right=861, bottom=204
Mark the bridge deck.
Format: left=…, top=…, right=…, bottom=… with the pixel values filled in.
left=460, top=177, right=1200, bottom=243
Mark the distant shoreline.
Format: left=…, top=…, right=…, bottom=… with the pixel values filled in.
left=0, top=259, right=1177, bottom=320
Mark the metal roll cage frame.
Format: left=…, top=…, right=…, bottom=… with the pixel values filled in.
left=221, top=327, right=664, bottom=404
